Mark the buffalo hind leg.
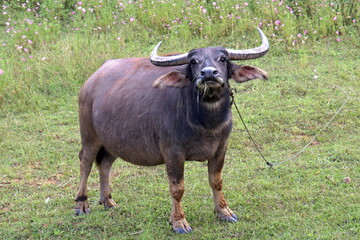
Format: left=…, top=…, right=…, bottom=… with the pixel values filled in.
left=165, top=152, right=193, bottom=234
left=208, top=151, right=238, bottom=222
left=97, top=148, right=117, bottom=209
left=75, top=145, right=101, bottom=215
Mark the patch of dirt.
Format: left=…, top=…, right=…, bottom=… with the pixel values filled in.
left=291, top=133, right=320, bottom=145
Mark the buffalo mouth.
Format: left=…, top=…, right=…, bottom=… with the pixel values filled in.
left=195, top=77, right=225, bottom=101
left=195, top=77, right=225, bottom=90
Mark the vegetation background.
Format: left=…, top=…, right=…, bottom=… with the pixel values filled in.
left=0, top=0, right=359, bottom=239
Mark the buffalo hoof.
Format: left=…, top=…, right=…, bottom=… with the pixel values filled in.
left=172, top=219, right=193, bottom=234
left=173, top=226, right=193, bottom=234
left=100, top=198, right=117, bottom=209
left=75, top=200, right=90, bottom=216
left=216, top=206, right=238, bottom=223
left=219, top=213, right=238, bottom=223
left=75, top=207, right=90, bottom=216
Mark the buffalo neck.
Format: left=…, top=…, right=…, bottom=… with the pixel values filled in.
left=187, top=88, right=231, bottom=129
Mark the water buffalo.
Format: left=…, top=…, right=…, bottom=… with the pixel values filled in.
left=75, top=28, right=269, bottom=234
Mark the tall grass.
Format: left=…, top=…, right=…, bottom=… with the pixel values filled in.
left=1, top=1, right=358, bottom=112
left=0, top=3, right=356, bottom=114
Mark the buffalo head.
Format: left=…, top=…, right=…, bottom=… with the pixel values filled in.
left=151, top=28, right=269, bottom=103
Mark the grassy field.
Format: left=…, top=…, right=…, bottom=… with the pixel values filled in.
left=1, top=1, right=359, bottom=239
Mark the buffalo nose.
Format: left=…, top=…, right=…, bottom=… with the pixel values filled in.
left=200, top=67, right=219, bottom=78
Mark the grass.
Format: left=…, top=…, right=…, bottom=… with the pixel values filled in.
left=1, top=1, right=359, bottom=239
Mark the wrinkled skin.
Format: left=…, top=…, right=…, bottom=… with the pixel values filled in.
left=75, top=46, right=268, bottom=234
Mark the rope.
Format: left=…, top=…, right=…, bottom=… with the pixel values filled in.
left=230, top=74, right=351, bottom=168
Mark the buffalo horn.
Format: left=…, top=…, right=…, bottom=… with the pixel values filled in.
left=150, top=41, right=189, bottom=66
left=226, top=28, right=270, bottom=60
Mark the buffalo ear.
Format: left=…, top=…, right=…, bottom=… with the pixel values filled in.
left=232, top=65, right=268, bottom=83
left=153, top=71, right=188, bottom=89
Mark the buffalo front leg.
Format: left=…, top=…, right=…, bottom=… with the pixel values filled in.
left=75, top=146, right=99, bottom=215
left=98, top=153, right=117, bottom=209
left=208, top=151, right=238, bottom=222
left=165, top=153, right=193, bottom=234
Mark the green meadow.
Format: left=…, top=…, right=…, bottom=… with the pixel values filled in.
left=0, top=1, right=359, bottom=239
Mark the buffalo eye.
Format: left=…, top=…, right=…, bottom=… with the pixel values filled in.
left=219, top=56, right=227, bottom=62
left=190, top=59, right=197, bottom=65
